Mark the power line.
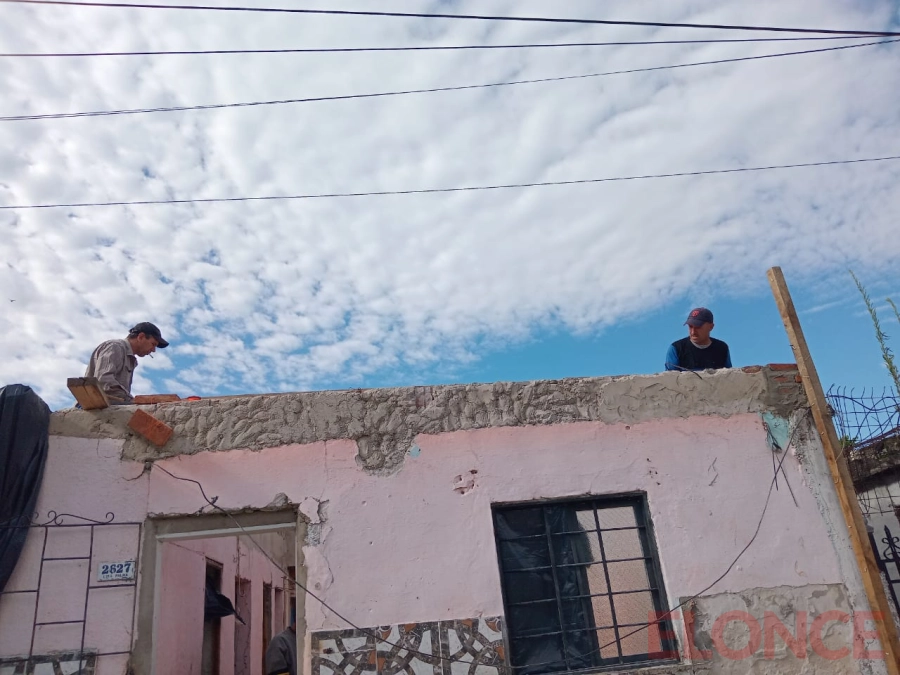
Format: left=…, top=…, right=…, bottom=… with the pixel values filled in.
left=0, top=35, right=874, bottom=58
left=3, top=155, right=898, bottom=210
left=4, top=39, right=893, bottom=122
left=2, top=0, right=899, bottom=38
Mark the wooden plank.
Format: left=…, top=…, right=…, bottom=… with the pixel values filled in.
left=132, top=394, right=181, bottom=405
left=768, top=266, right=900, bottom=672
left=66, top=377, right=109, bottom=411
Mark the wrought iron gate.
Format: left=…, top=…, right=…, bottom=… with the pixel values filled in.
left=0, top=511, right=142, bottom=674
left=870, top=525, right=900, bottom=628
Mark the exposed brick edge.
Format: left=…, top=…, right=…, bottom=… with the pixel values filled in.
left=128, top=409, right=173, bottom=447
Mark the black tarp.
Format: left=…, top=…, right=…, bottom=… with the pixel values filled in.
left=204, top=577, right=246, bottom=625
left=0, top=384, right=51, bottom=593
left=495, top=505, right=602, bottom=675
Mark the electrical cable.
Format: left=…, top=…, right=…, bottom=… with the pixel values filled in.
left=2, top=0, right=899, bottom=38
left=3, top=155, right=899, bottom=211
left=665, top=364, right=704, bottom=379
left=155, top=408, right=812, bottom=668
left=510, top=407, right=813, bottom=668
left=0, top=35, right=875, bottom=58
left=3, top=38, right=894, bottom=121
left=763, top=419, right=800, bottom=507
left=153, top=465, right=467, bottom=666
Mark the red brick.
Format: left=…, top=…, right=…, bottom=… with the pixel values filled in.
left=128, top=409, right=173, bottom=447
left=795, top=375, right=803, bottom=383
left=767, top=363, right=798, bottom=371
left=772, top=374, right=792, bottom=383
left=133, top=394, right=181, bottom=404
left=741, top=365, right=763, bottom=373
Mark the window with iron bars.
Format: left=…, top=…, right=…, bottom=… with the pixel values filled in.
left=493, top=495, right=676, bottom=674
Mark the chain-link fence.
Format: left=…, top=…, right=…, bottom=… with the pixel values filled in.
left=827, top=386, right=900, bottom=514
left=827, top=386, right=900, bottom=626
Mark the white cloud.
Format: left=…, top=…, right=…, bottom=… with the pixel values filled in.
left=1, top=0, right=900, bottom=406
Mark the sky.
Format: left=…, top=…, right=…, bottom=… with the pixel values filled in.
left=1, top=0, right=899, bottom=409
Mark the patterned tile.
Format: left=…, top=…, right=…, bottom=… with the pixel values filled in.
left=376, top=622, right=442, bottom=675
left=59, top=660, right=91, bottom=675
left=439, top=618, right=506, bottom=675
left=0, top=652, right=96, bottom=675
left=312, top=628, right=377, bottom=675
left=311, top=617, right=507, bottom=675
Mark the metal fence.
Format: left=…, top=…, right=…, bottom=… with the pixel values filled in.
left=871, top=525, right=900, bottom=630
left=0, top=511, right=142, bottom=674
left=827, top=386, right=900, bottom=513
left=827, top=386, right=900, bottom=624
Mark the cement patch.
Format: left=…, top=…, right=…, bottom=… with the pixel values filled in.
left=685, top=583, right=879, bottom=674
left=49, top=366, right=803, bottom=473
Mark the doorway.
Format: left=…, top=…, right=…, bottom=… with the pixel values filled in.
left=137, top=511, right=302, bottom=675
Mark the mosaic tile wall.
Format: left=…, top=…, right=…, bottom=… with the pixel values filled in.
left=0, top=651, right=96, bottom=675
left=312, top=617, right=507, bottom=675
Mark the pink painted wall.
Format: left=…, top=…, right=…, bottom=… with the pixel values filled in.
left=145, top=416, right=846, bottom=632
left=0, top=437, right=146, bottom=662
left=153, top=535, right=288, bottom=675
left=155, top=541, right=206, bottom=675
left=235, top=577, right=253, bottom=675
left=0, top=414, right=853, bottom=671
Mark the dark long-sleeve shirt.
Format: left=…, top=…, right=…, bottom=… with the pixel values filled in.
left=265, top=627, right=297, bottom=675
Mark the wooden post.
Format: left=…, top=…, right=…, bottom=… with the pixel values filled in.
left=768, top=266, right=900, bottom=672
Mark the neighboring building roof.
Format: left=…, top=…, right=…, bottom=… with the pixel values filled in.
left=848, top=425, right=900, bottom=488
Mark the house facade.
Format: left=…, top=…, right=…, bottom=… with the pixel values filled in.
left=0, top=365, right=888, bottom=675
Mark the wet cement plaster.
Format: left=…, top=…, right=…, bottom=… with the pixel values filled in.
left=49, top=366, right=804, bottom=474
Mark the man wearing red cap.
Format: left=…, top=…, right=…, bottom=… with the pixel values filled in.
left=665, top=308, right=731, bottom=371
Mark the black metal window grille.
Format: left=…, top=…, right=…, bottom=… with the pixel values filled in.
left=493, top=496, right=676, bottom=675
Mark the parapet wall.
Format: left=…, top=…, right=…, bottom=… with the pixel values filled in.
left=49, top=365, right=805, bottom=472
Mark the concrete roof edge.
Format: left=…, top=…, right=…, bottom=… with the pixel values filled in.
left=49, top=365, right=804, bottom=471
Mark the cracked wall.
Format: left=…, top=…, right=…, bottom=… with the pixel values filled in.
left=49, top=365, right=804, bottom=473
left=685, top=584, right=878, bottom=675
left=139, top=412, right=851, bottom=640
left=14, top=365, right=871, bottom=675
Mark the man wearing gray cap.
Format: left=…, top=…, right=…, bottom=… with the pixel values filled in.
left=665, top=308, right=731, bottom=371
left=84, top=322, right=169, bottom=404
